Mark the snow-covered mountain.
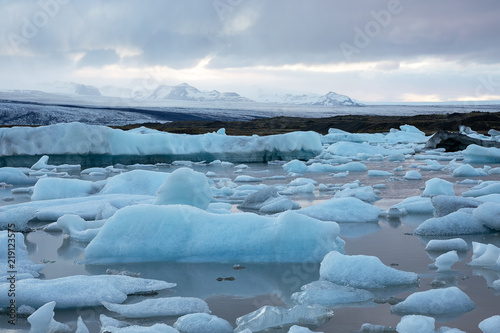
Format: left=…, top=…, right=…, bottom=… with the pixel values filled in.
left=257, top=91, right=362, bottom=106
left=41, top=82, right=102, bottom=97
left=147, top=83, right=252, bottom=102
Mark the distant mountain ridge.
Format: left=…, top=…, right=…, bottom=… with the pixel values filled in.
left=33, top=81, right=362, bottom=106
left=257, top=91, right=362, bottom=106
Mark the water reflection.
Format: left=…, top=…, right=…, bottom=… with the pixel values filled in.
left=85, top=262, right=321, bottom=303
left=338, top=222, right=381, bottom=239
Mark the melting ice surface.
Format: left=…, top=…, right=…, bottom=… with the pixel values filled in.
left=0, top=123, right=499, bottom=332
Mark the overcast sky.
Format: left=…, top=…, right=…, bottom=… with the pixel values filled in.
left=1, top=0, right=500, bottom=102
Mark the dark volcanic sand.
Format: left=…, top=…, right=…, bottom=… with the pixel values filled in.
left=116, top=111, right=500, bottom=136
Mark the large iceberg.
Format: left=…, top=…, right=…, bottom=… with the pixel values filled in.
left=463, top=144, right=500, bottom=163
left=100, top=169, right=170, bottom=196
left=0, top=275, right=175, bottom=309
left=390, top=287, right=475, bottom=316
left=0, top=122, right=323, bottom=163
left=85, top=205, right=344, bottom=263
left=319, top=251, right=419, bottom=289
left=414, top=211, right=493, bottom=236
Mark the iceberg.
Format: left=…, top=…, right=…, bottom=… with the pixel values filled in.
left=56, top=214, right=105, bottom=242
left=327, top=142, right=414, bottom=157
left=473, top=202, right=500, bottom=230
left=237, top=186, right=300, bottom=214
left=479, top=315, right=500, bottom=333
left=395, top=315, right=435, bottom=333
left=414, top=211, right=492, bottom=236
left=0, top=231, right=43, bottom=280
left=422, top=178, right=455, bottom=197
left=291, top=280, right=374, bottom=308
left=100, top=169, right=170, bottom=196
left=463, top=144, right=500, bottom=163
left=102, top=297, right=209, bottom=318
left=390, top=287, right=475, bottom=316
left=334, top=186, right=380, bottom=203
left=424, top=238, right=468, bottom=253
left=0, top=275, right=175, bottom=308
left=403, top=171, right=422, bottom=180
left=31, top=177, right=101, bottom=201
left=154, top=168, right=212, bottom=209
left=0, top=167, right=35, bottom=185
left=0, top=122, right=323, bottom=163
left=234, top=304, right=333, bottom=333
left=288, top=325, right=322, bottom=333
left=462, top=182, right=500, bottom=197
left=173, top=313, right=233, bottom=333
left=298, top=197, right=382, bottom=223
left=469, top=242, right=500, bottom=270
left=320, top=251, right=419, bottom=289
left=27, top=301, right=71, bottom=333
left=452, top=164, right=488, bottom=177
left=431, top=195, right=481, bottom=217
left=432, top=250, right=459, bottom=272
left=85, top=205, right=344, bottom=263
left=391, top=196, right=434, bottom=215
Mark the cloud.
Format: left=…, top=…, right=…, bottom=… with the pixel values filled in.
left=77, top=49, right=120, bottom=68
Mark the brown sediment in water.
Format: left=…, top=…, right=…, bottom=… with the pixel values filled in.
left=115, top=111, right=500, bottom=136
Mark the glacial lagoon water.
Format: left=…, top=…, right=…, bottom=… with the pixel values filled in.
left=1, top=157, right=499, bottom=332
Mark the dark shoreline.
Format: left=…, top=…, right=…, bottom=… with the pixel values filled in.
left=115, top=111, right=500, bottom=136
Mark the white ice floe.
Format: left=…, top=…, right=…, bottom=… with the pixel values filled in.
left=0, top=193, right=153, bottom=226
left=431, top=195, right=481, bottom=217
left=396, top=315, right=435, bottom=333
left=154, top=168, right=212, bottom=209
left=27, top=301, right=71, bottom=333
left=280, top=183, right=315, bottom=195
left=422, top=178, right=455, bottom=197
left=463, top=144, right=500, bottom=164
left=234, top=175, right=262, bottom=182
left=452, top=164, right=488, bottom=177
left=473, top=202, right=500, bottom=230
left=414, top=211, right=492, bottom=236
left=462, top=181, right=500, bottom=197
left=291, top=280, right=374, bottom=308
left=76, top=316, right=90, bottom=333
left=320, top=251, right=419, bottom=289
left=0, top=275, right=175, bottom=309
left=391, top=196, right=434, bottom=215
left=102, top=297, right=209, bottom=318
left=334, top=186, right=380, bottom=203
left=288, top=178, right=317, bottom=186
left=368, top=170, right=393, bottom=177
left=237, top=186, right=300, bottom=214
left=327, top=142, right=414, bottom=158
left=85, top=205, right=344, bottom=263
left=288, top=325, right=321, bottom=333
left=425, top=239, right=468, bottom=252
left=57, top=214, right=105, bottom=242
left=306, top=162, right=368, bottom=173
left=173, top=313, right=233, bottom=333
left=391, top=287, right=475, bottom=316
left=0, top=231, right=43, bottom=280
left=469, top=242, right=500, bottom=270
left=403, top=170, right=422, bottom=180
left=298, top=197, right=382, bottom=223
left=0, top=122, right=322, bottom=162
left=283, top=160, right=308, bottom=174
left=0, top=167, right=34, bottom=185
left=31, top=177, right=102, bottom=201
left=100, top=169, right=169, bottom=196
left=479, top=315, right=500, bottom=333
left=234, top=304, right=333, bottom=333
left=432, top=250, right=459, bottom=272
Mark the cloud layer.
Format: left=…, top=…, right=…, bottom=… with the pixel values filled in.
left=1, top=0, right=500, bottom=101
